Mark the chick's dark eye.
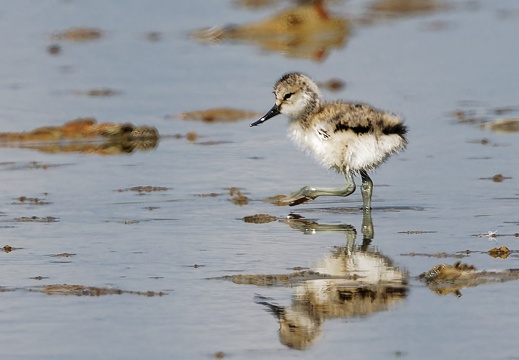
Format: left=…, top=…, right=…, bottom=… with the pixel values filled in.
left=283, top=93, right=293, bottom=100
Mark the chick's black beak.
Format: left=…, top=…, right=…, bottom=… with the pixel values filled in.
left=250, top=104, right=280, bottom=127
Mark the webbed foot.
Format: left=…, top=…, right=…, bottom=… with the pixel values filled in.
left=277, top=186, right=317, bottom=206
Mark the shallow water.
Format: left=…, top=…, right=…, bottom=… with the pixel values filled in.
left=1, top=0, right=519, bottom=359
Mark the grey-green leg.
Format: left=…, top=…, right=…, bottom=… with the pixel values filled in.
left=282, top=171, right=356, bottom=206
left=361, top=209, right=374, bottom=247
left=360, top=170, right=373, bottom=212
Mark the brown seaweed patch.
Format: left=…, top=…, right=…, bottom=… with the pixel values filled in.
left=195, top=192, right=221, bottom=198
left=15, top=216, right=59, bottom=223
left=233, top=0, right=277, bottom=9
left=478, top=174, right=512, bottom=183
left=400, top=252, right=468, bottom=259
left=47, top=44, right=61, bottom=55
left=161, top=133, right=195, bottom=141
left=0, top=162, right=70, bottom=171
left=52, top=27, right=103, bottom=42
left=143, top=206, right=160, bottom=211
left=50, top=253, right=76, bottom=258
left=481, top=118, right=519, bottom=133
left=2, top=245, right=20, bottom=253
left=0, top=118, right=159, bottom=155
left=195, top=140, right=233, bottom=146
left=467, top=138, right=493, bottom=146
left=243, top=214, right=277, bottom=224
left=290, top=266, right=311, bottom=271
left=31, top=276, right=49, bottom=280
left=144, top=31, right=162, bottom=42
left=186, top=131, right=198, bottom=142
left=493, top=107, right=518, bottom=115
left=0, top=118, right=158, bottom=142
left=122, top=220, right=140, bottom=225
left=28, top=162, right=51, bottom=170
left=214, top=351, right=226, bottom=359
left=28, top=162, right=56, bottom=170
left=172, top=108, right=260, bottom=123
left=488, top=246, right=510, bottom=259
left=367, top=0, right=450, bottom=18
left=37, top=284, right=166, bottom=297
left=162, top=131, right=227, bottom=145
left=264, top=194, right=290, bottom=206
left=475, top=230, right=514, bottom=240
left=220, top=270, right=327, bottom=287
left=450, top=109, right=480, bottom=124
left=398, top=230, right=437, bottom=234
left=317, top=78, right=346, bottom=92
left=419, top=261, right=476, bottom=282
left=418, top=261, right=519, bottom=296
left=493, top=174, right=509, bottom=182
left=450, top=105, right=519, bottom=133
left=229, top=187, right=249, bottom=206
left=116, top=186, right=170, bottom=193
left=13, top=196, right=51, bottom=205
left=72, top=88, right=121, bottom=97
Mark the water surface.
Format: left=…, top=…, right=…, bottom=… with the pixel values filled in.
left=1, top=1, right=518, bottom=359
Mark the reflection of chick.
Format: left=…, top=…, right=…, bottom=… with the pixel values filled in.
left=258, top=246, right=408, bottom=350
left=314, top=246, right=406, bottom=284
left=192, top=2, right=350, bottom=61
left=259, top=301, right=323, bottom=350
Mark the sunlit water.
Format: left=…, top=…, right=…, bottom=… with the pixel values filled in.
left=1, top=1, right=518, bottom=359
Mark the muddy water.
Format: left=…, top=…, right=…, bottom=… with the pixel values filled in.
left=1, top=1, right=519, bottom=359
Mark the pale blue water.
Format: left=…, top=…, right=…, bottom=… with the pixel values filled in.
left=1, top=1, right=518, bottom=359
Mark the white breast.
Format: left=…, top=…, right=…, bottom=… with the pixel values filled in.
left=288, top=121, right=404, bottom=172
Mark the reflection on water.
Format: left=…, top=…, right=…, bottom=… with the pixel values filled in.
left=52, top=27, right=104, bottom=42
left=0, top=118, right=159, bottom=155
left=191, top=0, right=453, bottom=63
left=191, top=1, right=351, bottom=61
left=223, top=212, right=408, bottom=350
left=1, top=0, right=518, bottom=357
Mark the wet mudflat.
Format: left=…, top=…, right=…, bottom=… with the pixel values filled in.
left=1, top=1, right=518, bottom=359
